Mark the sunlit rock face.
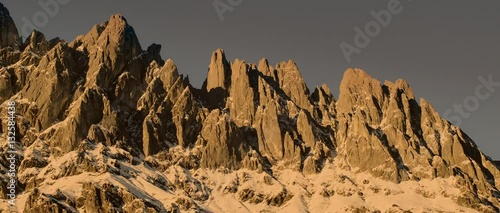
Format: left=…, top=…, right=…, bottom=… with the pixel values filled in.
left=0, top=4, right=499, bottom=213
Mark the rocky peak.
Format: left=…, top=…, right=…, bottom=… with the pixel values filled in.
left=0, top=3, right=18, bottom=48
left=312, top=84, right=334, bottom=105
left=82, top=14, right=143, bottom=89
left=338, top=69, right=384, bottom=107
left=96, top=14, right=142, bottom=59
left=144, top=43, right=163, bottom=66
left=384, top=79, right=415, bottom=100
left=275, top=60, right=312, bottom=111
left=204, top=48, right=231, bottom=92
left=158, top=59, right=180, bottom=88
left=226, top=59, right=255, bottom=125
left=201, top=48, right=232, bottom=108
left=257, top=58, right=273, bottom=77
left=337, top=68, right=402, bottom=127
left=23, top=30, right=50, bottom=53
left=311, top=84, right=336, bottom=124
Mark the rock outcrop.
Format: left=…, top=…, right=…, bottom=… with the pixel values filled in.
left=0, top=4, right=499, bottom=213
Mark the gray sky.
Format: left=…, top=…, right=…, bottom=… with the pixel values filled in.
left=2, top=0, right=499, bottom=159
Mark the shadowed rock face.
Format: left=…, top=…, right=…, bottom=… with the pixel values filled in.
left=0, top=3, right=18, bottom=48
left=0, top=3, right=20, bottom=68
left=0, top=4, right=499, bottom=213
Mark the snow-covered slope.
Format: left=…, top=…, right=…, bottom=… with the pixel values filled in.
left=0, top=143, right=483, bottom=212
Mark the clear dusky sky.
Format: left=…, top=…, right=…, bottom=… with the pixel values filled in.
left=2, top=0, right=499, bottom=159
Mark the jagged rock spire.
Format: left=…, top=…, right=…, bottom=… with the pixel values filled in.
left=24, top=30, right=50, bottom=53
left=204, top=48, right=231, bottom=92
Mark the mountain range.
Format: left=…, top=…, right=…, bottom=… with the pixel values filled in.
left=0, top=3, right=499, bottom=213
